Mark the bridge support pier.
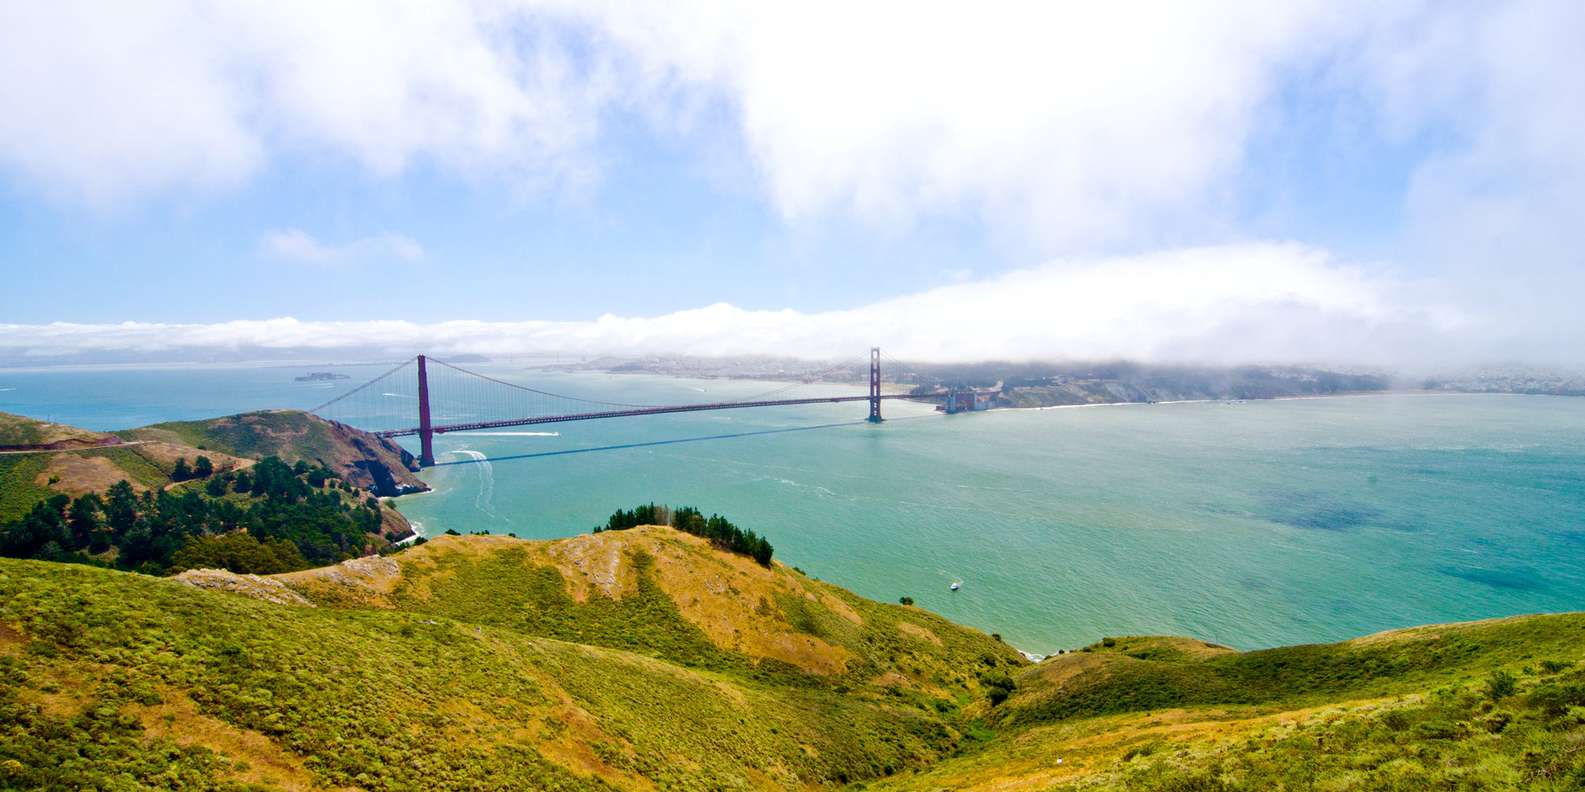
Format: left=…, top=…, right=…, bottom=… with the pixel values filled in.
left=417, top=354, right=435, bottom=467
left=868, top=347, right=883, bottom=423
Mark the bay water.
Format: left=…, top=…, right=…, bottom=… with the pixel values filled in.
left=5, top=363, right=1584, bottom=655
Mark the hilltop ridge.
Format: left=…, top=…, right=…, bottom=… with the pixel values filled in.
left=119, top=409, right=426, bottom=497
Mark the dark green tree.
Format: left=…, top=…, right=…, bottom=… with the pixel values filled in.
left=67, top=493, right=105, bottom=552
left=105, top=480, right=138, bottom=538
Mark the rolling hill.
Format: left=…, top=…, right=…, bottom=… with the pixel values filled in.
left=119, top=410, right=426, bottom=497
left=0, top=410, right=416, bottom=560
left=4, top=526, right=1585, bottom=789
left=1, top=411, right=252, bottom=523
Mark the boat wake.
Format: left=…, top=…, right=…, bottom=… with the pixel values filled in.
left=449, top=449, right=499, bottom=519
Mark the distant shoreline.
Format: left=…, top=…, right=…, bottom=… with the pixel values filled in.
left=994, top=388, right=1540, bottom=413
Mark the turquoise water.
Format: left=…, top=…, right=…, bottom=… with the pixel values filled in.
left=5, top=364, right=1585, bottom=654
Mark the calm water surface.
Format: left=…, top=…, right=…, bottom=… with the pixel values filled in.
left=5, top=364, right=1584, bottom=654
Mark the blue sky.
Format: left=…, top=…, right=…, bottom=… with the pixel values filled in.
left=1, top=2, right=1581, bottom=365
left=0, top=111, right=996, bottom=323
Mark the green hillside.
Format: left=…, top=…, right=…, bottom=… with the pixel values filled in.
left=879, top=623, right=1585, bottom=790
left=120, top=410, right=426, bottom=497
left=0, top=411, right=416, bottom=569
left=4, top=528, right=1584, bottom=790
left=0, top=411, right=114, bottom=449
left=1, top=528, right=1019, bottom=790
left=0, top=411, right=253, bottom=523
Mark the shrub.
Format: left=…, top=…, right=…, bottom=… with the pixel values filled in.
left=1485, top=669, right=1517, bottom=701
left=979, top=671, right=1016, bottom=706
left=899, top=596, right=914, bottom=606
left=169, top=531, right=308, bottom=575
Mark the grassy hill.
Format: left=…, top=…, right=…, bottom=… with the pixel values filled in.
left=2, top=527, right=1020, bottom=789
left=0, top=411, right=113, bottom=449
left=5, top=526, right=1585, bottom=789
left=878, top=623, right=1585, bottom=790
left=1, top=411, right=416, bottom=569
left=0, top=411, right=251, bottom=523
left=120, top=410, right=426, bottom=497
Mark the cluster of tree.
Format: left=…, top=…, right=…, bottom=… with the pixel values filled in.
left=595, top=502, right=774, bottom=566
left=169, top=454, right=214, bottom=482
left=0, top=456, right=384, bottom=575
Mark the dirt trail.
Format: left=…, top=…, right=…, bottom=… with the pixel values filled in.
left=0, top=440, right=149, bottom=456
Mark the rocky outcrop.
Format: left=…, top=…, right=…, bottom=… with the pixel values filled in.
left=173, top=568, right=313, bottom=606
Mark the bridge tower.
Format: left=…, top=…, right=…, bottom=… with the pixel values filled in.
left=417, top=354, right=435, bottom=467
left=868, top=347, right=883, bottom=423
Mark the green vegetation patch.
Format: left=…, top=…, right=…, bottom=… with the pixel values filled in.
left=0, top=454, right=50, bottom=523
left=79, top=445, right=171, bottom=488
left=0, top=413, right=47, bottom=446
left=0, top=457, right=385, bottom=575
left=1003, top=616, right=1585, bottom=726
left=125, top=411, right=338, bottom=463
left=1091, top=665, right=1585, bottom=790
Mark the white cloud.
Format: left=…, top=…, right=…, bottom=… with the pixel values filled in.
left=1351, top=2, right=1585, bottom=331
left=260, top=229, right=424, bottom=263
left=0, top=1, right=609, bottom=206
left=1, top=2, right=1582, bottom=366
left=0, top=243, right=1480, bottom=367
left=5, top=1, right=1581, bottom=257
left=555, top=1, right=1365, bottom=245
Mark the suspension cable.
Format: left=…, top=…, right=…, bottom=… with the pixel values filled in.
left=308, top=358, right=415, bottom=414
left=428, top=358, right=663, bottom=409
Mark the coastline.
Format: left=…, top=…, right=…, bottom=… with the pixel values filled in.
left=1010, top=388, right=1518, bottom=413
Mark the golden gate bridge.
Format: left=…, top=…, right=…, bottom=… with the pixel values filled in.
left=311, top=348, right=930, bottom=467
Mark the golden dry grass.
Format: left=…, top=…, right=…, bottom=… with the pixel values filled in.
left=132, top=687, right=334, bottom=792
left=340, top=529, right=862, bottom=675
left=877, top=695, right=1414, bottom=791
left=0, top=411, right=111, bottom=448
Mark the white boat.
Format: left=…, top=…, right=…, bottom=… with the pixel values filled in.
left=949, top=581, right=961, bottom=591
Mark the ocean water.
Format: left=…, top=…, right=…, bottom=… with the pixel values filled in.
left=5, top=363, right=1585, bottom=655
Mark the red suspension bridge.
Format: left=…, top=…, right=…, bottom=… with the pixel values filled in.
left=311, top=349, right=928, bottom=467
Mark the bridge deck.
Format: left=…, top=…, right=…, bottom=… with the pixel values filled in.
left=373, top=393, right=923, bottom=438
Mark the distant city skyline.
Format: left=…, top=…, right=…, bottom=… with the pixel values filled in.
left=2, top=3, right=1582, bottom=366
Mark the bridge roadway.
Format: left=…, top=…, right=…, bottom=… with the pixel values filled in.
left=372, top=393, right=924, bottom=438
